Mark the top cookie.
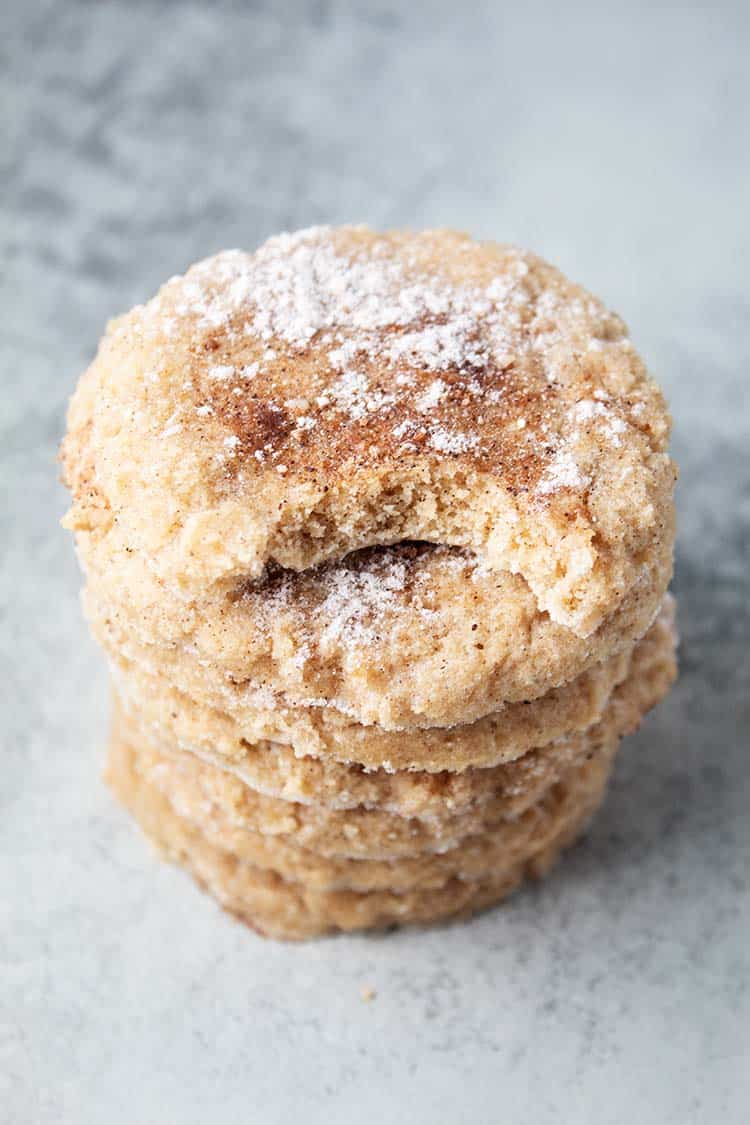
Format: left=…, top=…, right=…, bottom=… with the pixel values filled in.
left=63, top=226, right=675, bottom=636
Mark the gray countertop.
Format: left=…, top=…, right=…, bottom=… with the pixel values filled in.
left=2, top=2, right=748, bottom=1121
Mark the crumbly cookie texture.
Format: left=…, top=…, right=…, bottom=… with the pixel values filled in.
left=107, top=729, right=614, bottom=940
left=110, top=613, right=675, bottom=863
left=109, top=598, right=676, bottom=789
left=81, top=530, right=673, bottom=730
left=63, top=226, right=675, bottom=637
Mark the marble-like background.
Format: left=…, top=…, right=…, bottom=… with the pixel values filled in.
left=2, top=2, right=748, bottom=1121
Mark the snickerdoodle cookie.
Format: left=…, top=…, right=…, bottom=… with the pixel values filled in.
left=107, top=725, right=615, bottom=939
left=110, top=608, right=675, bottom=863
left=63, top=226, right=675, bottom=640
left=62, top=225, right=678, bottom=941
left=108, top=598, right=676, bottom=793
left=80, top=531, right=672, bottom=731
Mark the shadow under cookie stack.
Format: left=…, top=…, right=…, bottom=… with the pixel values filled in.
left=62, top=226, right=677, bottom=940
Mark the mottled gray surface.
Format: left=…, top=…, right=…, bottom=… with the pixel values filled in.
left=2, top=1, right=749, bottom=1121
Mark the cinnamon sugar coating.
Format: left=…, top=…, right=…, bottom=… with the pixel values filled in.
left=60, top=226, right=679, bottom=940
left=81, top=533, right=672, bottom=730
left=63, top=226, right=675, bottom=637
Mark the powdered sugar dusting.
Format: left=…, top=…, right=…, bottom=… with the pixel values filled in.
left=208, top=364, right=235, bottom=381
left=143, top=226, right=643, bottom=498
left=416, top=378, right=449, bottom=413
left=536, top=449, right=589, bottom=494
left=571, top=398, right=627, bottom=447
left=428, top=428, right=479, bottom=455
left=225, top=229, right=526, bottom=375
left=248, top=546, right=473, bottom=654
left=535, top=398, right=628, bottom=495
left=327, top=369, right=396, bottom=421
left=316, top=561, right=410, bottom=647
left=162, top=227, right=533, bottom=448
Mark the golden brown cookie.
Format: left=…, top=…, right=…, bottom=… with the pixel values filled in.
left=110, top=612, right=676, bottom=862
left=110, top=600, right=676, bottom=809
left=108, top=732, right=616, bottom=893
left=107, top=727, right=614, bottom=939
left=80, top=529, right=672, bottom=730
left=63, top=226, right=675, bottom=640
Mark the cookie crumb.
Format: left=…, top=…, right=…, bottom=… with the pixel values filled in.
left=360, top=984, right=376, bottom=1002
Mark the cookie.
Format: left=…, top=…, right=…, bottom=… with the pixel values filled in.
left=108, top=729, right=616, bottom=893
left=107, top=728, right=613, bottom=939
left=63, top=226, right=675, bottom=638
left=110, top=601, right=676, bottom=812
left=110, top=614, right=675, bottom=862
left=61, top=224, right=679, bottom=942
left=80, top=530, right=673, bottom=730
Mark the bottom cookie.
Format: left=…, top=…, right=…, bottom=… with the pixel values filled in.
left=107, top=734, right=615, bottom=940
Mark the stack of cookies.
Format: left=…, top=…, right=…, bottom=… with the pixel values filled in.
left=62, top=226, right=677, bottom=939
